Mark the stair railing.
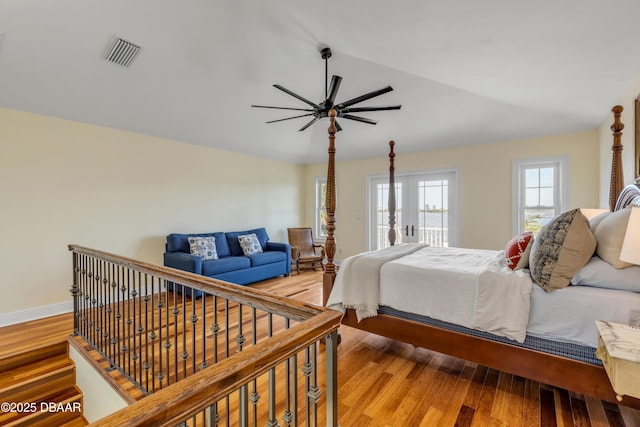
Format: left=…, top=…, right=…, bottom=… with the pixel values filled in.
left=69, top=245, right=341, bottom=426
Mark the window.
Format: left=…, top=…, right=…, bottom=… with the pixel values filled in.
left=315, top=177, right=327, bottom=240
left=513, top=156, right=568, bottom=235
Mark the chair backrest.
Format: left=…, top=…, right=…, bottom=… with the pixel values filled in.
left=287, top=227, right=317, bottom=258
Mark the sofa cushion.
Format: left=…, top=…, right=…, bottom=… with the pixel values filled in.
left=248, top=251, right=287, bottom=267
left=201, top=256, right=251, bottom=276
left=167, top=232, right=230, bottom=258
left=226, top=228, right=269, bottom=256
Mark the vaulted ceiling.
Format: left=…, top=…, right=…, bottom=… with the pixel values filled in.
left=1, top=1, right=639, bottom=163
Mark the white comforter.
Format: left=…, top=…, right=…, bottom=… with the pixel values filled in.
left=326, top=244, right=534, bottom=343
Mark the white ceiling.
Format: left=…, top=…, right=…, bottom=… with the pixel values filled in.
left=1, top=0, right=639, bottom=164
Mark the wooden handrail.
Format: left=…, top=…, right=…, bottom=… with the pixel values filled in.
left=69, top=244, right=323, bottom=322
left=88, top=309, right=342, bottom=426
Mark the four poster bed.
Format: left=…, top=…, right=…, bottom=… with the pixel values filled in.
left=321, top=107, right=640, bottom=408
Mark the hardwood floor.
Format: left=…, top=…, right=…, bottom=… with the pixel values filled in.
left=2, top=270, right=640, bottom=426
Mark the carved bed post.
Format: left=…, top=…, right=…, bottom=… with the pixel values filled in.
left=322, top=109, right=337, bottom=306
left=610, top=105, right=624, bottom=211
left=388, top=141, right=396, bottom=246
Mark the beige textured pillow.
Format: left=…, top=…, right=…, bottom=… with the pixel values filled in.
left=589, top=211, right=611, bottom=234
left=593, top=208, right=633, bottom=269
left=529, top=209, right=597, bottom=292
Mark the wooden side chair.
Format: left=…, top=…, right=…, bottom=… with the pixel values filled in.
left=287, top=227, right=325, bottom=274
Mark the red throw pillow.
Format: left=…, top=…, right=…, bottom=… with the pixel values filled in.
left=505, top=232, right=534, bottom=270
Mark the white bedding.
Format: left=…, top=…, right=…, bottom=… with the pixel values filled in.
left=328, top=244, right=640, bottom=348
left=328, top=244, right=534, bottom=343
left=528, top=284, right=640, bottom=348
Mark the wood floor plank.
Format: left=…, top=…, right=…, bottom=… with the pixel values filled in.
left=540, top=387, right=558, bottom=427
left=470, top=368, right=500, bottom=427
left=569, top=396, right=593, bottom=427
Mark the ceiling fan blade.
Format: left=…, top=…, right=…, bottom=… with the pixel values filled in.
left=339, top=105, right=401, bottom=114
left=341, top=114, right=378, bottom=125
left=298, top=116, right=320, bottom=131
left=325, top=75, right=342, bottom=107
left=252, top=105, right=315, bottom=112
left=335, top=120, right=342, bottom=132
left=273, top=84, right=319, bottom=108
left=265, top=113, right=314, bottom=124
left=335, top=86, right=394, bottom=109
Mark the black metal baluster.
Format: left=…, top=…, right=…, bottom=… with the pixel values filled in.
left=136, top=272, right=144, bottom=387
left=190, top=291, right=197, bottom=375
left=156, top=278, right=164, bottom=390
left=100, top=260, right=108, bottom=355
left=211, top=295, right=219, bottom=425
left=173, top=286, right=180, bottom=382
left=165, top=281, right=171, bottom=386
left=143, top=273, right=150, bottom=393
left=283, top=318, right=292, bottom=426
left=200, top=294, right=207, bottom=371
left=149, top=277, right=157, bottom=393
left=266, top=313, right=278, bottom=427
left=121, top=267, right=130, bottom=376
left=225, top=300, right=230, bottom=359
left=70, top=252, right=79, bottom=336
left=88, top=257, right=95, bottom=345
left=250, top=308, right=259, bottom=426
left=303, top=346, right=311, bottom=426
left=130, top=269, right=138, bottom=382
left=114, top=265, right=123, bottom=370
left=309, top=343, right=320, bottom=427
left=225, top=299, right=230, bottom=427
left=237, top=303, right=248, bottom=425
left=109, top=264, right=118, bottom=369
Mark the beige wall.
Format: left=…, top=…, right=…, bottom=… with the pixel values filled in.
left=0, top=108, right=304, bottom=316
left=598, top=74, right=640, bottom=207
left=305, top=131, right=600, bottom=259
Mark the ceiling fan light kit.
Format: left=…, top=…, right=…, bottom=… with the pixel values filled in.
left=252, top=46, right=401, bottom=131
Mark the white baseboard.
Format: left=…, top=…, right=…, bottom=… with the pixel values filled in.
left=0, top=301, right=73, bottom=327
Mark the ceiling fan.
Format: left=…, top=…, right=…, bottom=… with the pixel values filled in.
left=252, top=46, right=401, bottom=132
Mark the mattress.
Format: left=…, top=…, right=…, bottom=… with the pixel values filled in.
left=527, top=284, right=640, bottom=348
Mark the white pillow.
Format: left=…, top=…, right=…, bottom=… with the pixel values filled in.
left=593, top=208, right=633, bottom=269
left=589, top=211, right=611, bottom=233
left=188, top=236, right=218, bottom=260
left=571, top=256, right=640, bottom=292
left=238, top=233, right=263, bottom=255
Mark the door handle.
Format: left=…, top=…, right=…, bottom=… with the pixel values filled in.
left=411, top=225, right=415, bottom=236
left=405, top=225, right=409, bottom=236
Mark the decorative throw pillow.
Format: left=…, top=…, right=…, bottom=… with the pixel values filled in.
left=238, top=233, right=263, bottom=255
left=529, top=209, right=596, bottom=292
left=188, top=236, right=218, bottom=260
left=504, top=232, right=534, bottom=270
left=593, top=207, right=633, bottom=269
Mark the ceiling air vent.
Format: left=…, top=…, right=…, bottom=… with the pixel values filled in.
left=103, top=36, right=141, bottom=68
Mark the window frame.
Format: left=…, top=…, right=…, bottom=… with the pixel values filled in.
left=512, top=155, right=569, bottom=236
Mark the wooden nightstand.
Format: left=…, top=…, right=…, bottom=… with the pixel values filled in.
left=595, top=320, right=640, bottom=401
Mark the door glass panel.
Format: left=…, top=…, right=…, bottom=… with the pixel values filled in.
left=418, top=179, right=449, bottom=247
left=375, top=182, right=403, bottom=249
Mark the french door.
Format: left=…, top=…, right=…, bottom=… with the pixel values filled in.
left=368, top=170, right=457, bottom=250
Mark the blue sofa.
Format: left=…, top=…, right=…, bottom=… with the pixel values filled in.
left=164, top=228, right=291, bottom=296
